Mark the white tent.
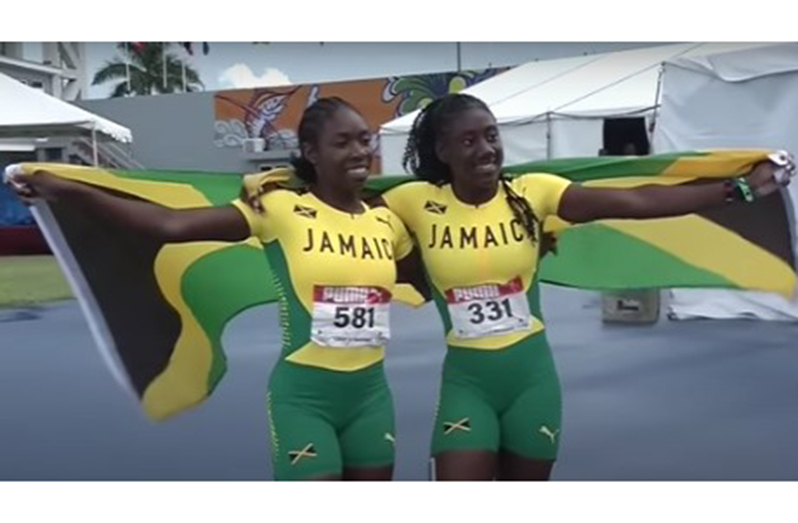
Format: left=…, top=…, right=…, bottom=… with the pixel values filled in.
left=0, top=71, right=131, bottom=159
left=652, top=43, right=798, bottom=321
left=379, top=42, right=770, bottom=175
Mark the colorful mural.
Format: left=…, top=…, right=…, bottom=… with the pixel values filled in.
left=213, top=68, right=506, bottom=172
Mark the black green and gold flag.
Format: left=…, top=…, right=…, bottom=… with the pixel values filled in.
left=504, top=150, right=797, bottom=293
left=14, top=149, right=796, bottom=421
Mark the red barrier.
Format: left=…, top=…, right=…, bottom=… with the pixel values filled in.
left=0, top=226, right=50, bottom=255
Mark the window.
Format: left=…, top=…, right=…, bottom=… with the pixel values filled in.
left=601, top=118, right=650, bottom=156
left=44, top=148, right=63, bottom=161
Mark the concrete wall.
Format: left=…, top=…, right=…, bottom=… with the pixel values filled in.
left=75, top=44, right=665, bottom=174
left=77, top=93, right=284, bottom=173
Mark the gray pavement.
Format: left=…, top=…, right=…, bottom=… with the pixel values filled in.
left=1, top=286, right=797, bottom=480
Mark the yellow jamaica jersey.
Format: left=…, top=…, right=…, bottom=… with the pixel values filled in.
left=233, top=189, right=413, bottom=371
left=383, top=174, right=571, bottom=350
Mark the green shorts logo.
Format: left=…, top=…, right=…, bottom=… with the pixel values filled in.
left=539, top=425, right=559, bottom=444
left=288, top=443, right=317, bottom=465
left=443, top=417, right=471, bottom=435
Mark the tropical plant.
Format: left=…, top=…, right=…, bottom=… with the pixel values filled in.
left=92, top=42, right=203, bottom=97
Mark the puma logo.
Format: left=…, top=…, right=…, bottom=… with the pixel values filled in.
left=539, top=425, right=560, bottom=444
left=375, top=216, right=394, bottom=231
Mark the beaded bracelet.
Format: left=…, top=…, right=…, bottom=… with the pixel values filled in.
left=723, top=179, right=736, bottom=203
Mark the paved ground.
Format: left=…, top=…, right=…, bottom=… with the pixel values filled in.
left=2, top=286, right=797, bottom=480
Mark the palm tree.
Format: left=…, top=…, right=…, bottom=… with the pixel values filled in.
left=92, top=43, right=203, bottom=97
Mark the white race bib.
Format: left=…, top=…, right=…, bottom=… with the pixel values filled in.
left=446, top=277, right=531, bottom=339
left=311, top=286, right=391, bottom=347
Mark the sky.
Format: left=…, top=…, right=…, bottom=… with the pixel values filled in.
left=69, top=42, right=659, bottom=99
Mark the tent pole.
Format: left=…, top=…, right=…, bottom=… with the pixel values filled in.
left=546, top=112, right=552, bottom=159
left=649, top=65, right=665, bottom=147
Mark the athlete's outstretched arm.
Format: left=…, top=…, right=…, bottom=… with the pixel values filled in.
left=10, top=170, right=250, bottom=243
left=558, top=160, right=793, bottom=224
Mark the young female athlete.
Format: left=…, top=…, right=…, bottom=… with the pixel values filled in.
left=9, top=97, right=421, bottom=481
left=378, top=93, right=792, bottom=480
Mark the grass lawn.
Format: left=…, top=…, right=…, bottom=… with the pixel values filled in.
left=0, top=255, right=73, bottom=308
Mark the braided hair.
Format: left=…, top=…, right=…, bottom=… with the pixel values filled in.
left=291, top=96, right=362, bottom=184
left=402, top=93, right=539, bottom=243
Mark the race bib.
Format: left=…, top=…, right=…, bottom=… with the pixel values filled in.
left=446, top=277, right=531, bottom=339
left=311, top=286, right=391, bottom=347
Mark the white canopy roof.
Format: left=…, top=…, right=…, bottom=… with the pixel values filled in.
left=378, top=43, right=773, bottom=173
left=0, top=71, right=132, bottom=143
left=382, top=42, right=774, bottom=132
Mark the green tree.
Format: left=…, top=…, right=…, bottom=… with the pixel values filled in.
left=92, top=43, right=203, bottom=97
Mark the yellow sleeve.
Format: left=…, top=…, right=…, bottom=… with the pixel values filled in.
left=516, top=173, right=572, bottom=219
left=381, top=182, right=418, bottom=225
left=390, top=211, right=426, bottom=307
left=230, top=198, right=268, bottom=241
left=391, top=212, right=413, bottom=261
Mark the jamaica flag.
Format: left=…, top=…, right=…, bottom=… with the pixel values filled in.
left=11, top=149, right=795, bottom=421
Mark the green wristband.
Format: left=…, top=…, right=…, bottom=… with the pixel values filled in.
left=735, top=177, right=755, bottom=203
